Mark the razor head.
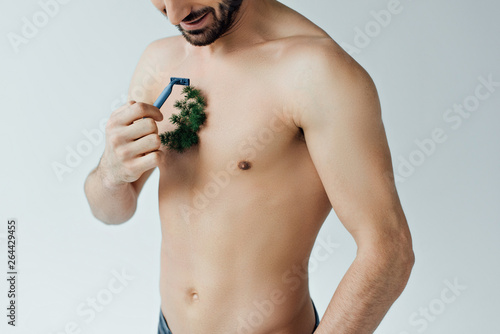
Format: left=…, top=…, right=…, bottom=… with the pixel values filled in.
left=171, top=77, right=190, bottom=86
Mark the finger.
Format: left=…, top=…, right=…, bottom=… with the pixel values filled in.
left=122, top=133, right=162, bottom=159
left=126, top=118, right=159, bottom=141
left=119, top=102, right=164, bottom=126
left=134, top=150, right=163, bottom=171
left=107, top=101, right=136, bottom=127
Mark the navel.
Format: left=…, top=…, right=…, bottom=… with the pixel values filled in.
left=238, top=160, right=252, bottom=170
left=188, top=289, right=199, bottom=302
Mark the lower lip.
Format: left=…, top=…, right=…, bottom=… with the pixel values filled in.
left=180, top=12, right=210, bottom=31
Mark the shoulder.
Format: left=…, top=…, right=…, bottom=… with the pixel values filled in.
left=141, top=35, right=187, bottom=66
left=276, top=35, right=380, bottom=127
left=282, top=35, right=374, bottom=92
left=128, top=35, right=185, bottom=103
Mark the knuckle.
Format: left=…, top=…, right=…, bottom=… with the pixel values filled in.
left=134, top=102, right=148, bottom=116
left=109, top=134, right=120, bottom=147
left=151, top=135, right=161, bottom=149
left=150, top=152, right=161, bottom=165
left=123, top=102, right=135, bottom=114
left=105, top=118, right=115, bottom=132
left=116, top=146, right=129, bottom=160
left=147, top=118, right=158, bottom=132
left=123, top=163, right=135, bottom=178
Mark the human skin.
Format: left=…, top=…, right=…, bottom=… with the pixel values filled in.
left=84, top=1, right=415, bottom=333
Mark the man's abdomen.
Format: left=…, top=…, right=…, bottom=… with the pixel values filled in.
left=157, top=147, right=331, bottom=333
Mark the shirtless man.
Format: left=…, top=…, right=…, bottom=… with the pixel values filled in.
left=84, top=1, right=415, bottom=333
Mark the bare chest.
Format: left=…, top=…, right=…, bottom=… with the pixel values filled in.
left=156, top=77, right=299, bottom=181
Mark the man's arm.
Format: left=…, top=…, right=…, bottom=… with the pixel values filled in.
left=293, top=42, right=415, bottom=333
left=84, top=41, right=164, bottom=225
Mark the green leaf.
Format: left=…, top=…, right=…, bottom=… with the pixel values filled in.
left=159, top=86, right=207, bottom=153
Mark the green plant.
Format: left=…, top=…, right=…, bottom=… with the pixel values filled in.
left=160, top=86, right=207, bottom=153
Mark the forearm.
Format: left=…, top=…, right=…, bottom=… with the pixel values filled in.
left=84, top=165, right=137, bottom=225
left=315, top=247, right=414, bottom=334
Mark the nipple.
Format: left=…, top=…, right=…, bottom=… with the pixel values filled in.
left=238, top=161, right=252, bottom=170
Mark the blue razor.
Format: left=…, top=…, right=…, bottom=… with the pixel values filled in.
left=153, top=77, right=191, bottom=109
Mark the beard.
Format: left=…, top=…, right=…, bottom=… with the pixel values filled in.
left=176, top=0, right=244, bottom=46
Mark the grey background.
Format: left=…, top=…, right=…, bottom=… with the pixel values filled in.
left=1, top=0, right=499, bottom=333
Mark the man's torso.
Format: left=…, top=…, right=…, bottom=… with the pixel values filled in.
left=147, top=9, right=340, bottom=333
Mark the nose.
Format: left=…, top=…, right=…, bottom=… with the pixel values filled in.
left=164, top=0, right=192, bottom=26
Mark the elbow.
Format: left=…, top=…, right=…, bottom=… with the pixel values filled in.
left=87, top=194, right=137, bottom=225
left=399, top=245, right=415, bottom=285
left=360, top=231, right=415, bottom=290
left=90, top=208, right=135, bottom=226
left=389, top=233, right=415, bottom=291
left=404, top=244, right=416, bottom=269
left=393, top=247, right=414, bottom=297
left=399, top=228, right=416, bottom=276
left=385, top=217, right=416, bottom=283
left=378, top=244, right=415, bottom=296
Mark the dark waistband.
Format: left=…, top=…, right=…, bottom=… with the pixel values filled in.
left=159, top=297, right=320, bottom=334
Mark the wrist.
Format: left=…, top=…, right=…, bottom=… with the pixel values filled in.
left=96, top=163, right=127, bottom=191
